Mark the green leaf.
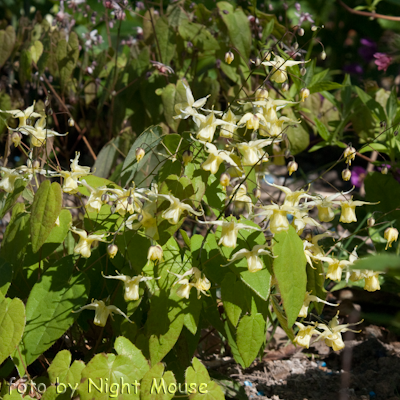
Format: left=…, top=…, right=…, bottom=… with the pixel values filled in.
left=273, top=226, right=307, bottom=327
left=155, top=17, right=176, bottom=65
left=47, top=349, right=85, bottom=396
left=56, top=32, right=79, bottom=92
left=0, top=298, right=25, bottom=365
left=185, top=357, right=225, bottom=400
left=120, top=125, right=163, bottom=187
left=19, top=49, right=32, bottom=86
left=261, top=19, right=274, bottom=41
left=0, top=26, right=16, bottom=68
left=31, top=180, right=62, bottom=253
left=314, top=117, right=330, bottom=141
left=236, top=314, right=265, bottom=368
left=178, top=20, right=220, bottom=52
left=217, top=2, right=251, bottom=61
left=0, top=258, right=12, bottom=300
left=78, top=353, right=142, bottom=400
left=359, top=143, right=389, bottom=154
left=306, top=261, right=325, bottom=314
left=354, top=86, right=386, bottom=122
left=364, top=172, right=400, bottom=223
left=221, top=274, right=243, bottom=327
left=30, top=40, right=44, bottom=64
left=24, top=209, right=72, bottom=267
left=93, top=137, right=121, bottom=178
left=0, top=179, right=27, bottom=219
left=284, top=108, right=309, bottom=155
left=351, top=254, right=400, bottom=275
left=15, top=256, right=89, bottom=367
left=148, top=293, right=185, bottom=365
left=386, top=86, right=398, bottom=123
left=0, top=205, right=30, bottom=269
left=114, top=336, right=150, bottom=379
left=140, top=363, right=176, bottom=400
left=271, top=296, right=294, bottom=341
left=309, top=81, right=342, bottom=94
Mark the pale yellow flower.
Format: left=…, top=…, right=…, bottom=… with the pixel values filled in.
left=237, top=139, right=274, bottom=166
left=103, top=272, right=157, bottom=301
left=75, top=299, right=131, bottom=327
left=0, top=103, right=41, bottom=127
left=159, top=193, right=203, bottom=225
left=201, top=142, right=240, bottom=175
left=384, top=227, right=398, bottom=250
left=222, top=244, right=274, bottom=273
left=293, top=322, right=319, bottom=349
left=169, top=267, right=211, bottom=299
left=70, top=227, right=108, bottom=258
left=262, top=55, right=310, bottom=83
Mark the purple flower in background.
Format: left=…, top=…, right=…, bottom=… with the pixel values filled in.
left=350, top=166, right=367, bottom=188
left=358, top=38, right=378, bottom=62
left=343, top=63, right=364, bottom=75
left=374, top=53, right=392, bottom=72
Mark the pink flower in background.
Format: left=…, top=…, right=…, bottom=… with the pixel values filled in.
left=374, top=53, right=392, bottom=72
left=350, top=166, right=367, bottom=188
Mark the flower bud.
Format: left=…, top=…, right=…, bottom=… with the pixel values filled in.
left=101, top=193, right=110, bottom=203
left=136, top=147, right=145, bottom=162
left=384, top=227, right=399, bottom=250
left=68, top=118, right=75, bottom=127
left=298, top=27, right=304, bottom=36
left=45, top=98, right=50, bottom=107
left=282, top=82, right=289, bottom=92
left=182, top=150, right=193, bottom=166
left=107, top=244, right=118, bottom=259
left=253, top=187, right=261, bottom=199
left=255, top=87, right=268, bottom=101
left=287, top=160, right=298, bottom=176
left=32, top=160, right=41, bottom=169
left=263, top=51, right=271, bottom=61
left=11, top=132, right=22, bottom=147
left=225, top=51, right=234, bottom=65
left=344, top=146, right=356, bottom=165
left=311, top=25, right=318, bottom=31
left=367, top=217, right=375, bottom=227
left=300, top=67, right=306, bottom=76
left=381, top=166, right=388, bottom=175
left=47, top=108, right=53, bottom=116
left=342, top=168, right=351, bottom=181
left=293, top=42, right=299, bottom=50
left=254, top=57, right=261, bottom=67
left=220, top=172, right=230, bottom=188
left=321, top=51, right=327, bottom=60
left=147, top=245, right=163, bottom=263
left=300, top=87, right=310, bottom=102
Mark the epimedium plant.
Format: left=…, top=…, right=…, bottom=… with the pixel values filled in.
left=1, top=1, right=400, bottom=400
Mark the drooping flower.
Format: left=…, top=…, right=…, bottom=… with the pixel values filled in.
left=230, top=184, right=253, bottom=213
left=298, top=291, right=337, bottom=318
left=255, top=203, right=297, bottom=234
left=75, top=299, right=131, bottom=327
left=60, top=153, right=91, bottom=194
left=316, top=312, right=363, bottom=351
left=112, top=187, right=144, bottom=216
left=197, top=217, right=262, bottom=248
left=293, top=322, right=319, bottom=349
left=262, top=55, right=310, bottom=83
left=237, top=139, right=274, bottom=166
left=103, top=272, right=157, bottom=301
left=125, top=200, right=158, bottom=240
left=237, top=113, right=267, bottom=132
left=169, top=267, right=210, bottom=299
left=201, top=142, right=240, bottom=174
left=195, top=111, right=226, bottom=142
left=0, top=167, right=24, bottom=193
left=18, top=116, right=67, bottom=147
left=384, top=227, right=398, bottom=250
left=222, top=244, right=274, bottom=273
left=147, top=245, right=163, bottom=263
left=220, top=108, right=238, bottom=139
left=339, top=198, right=377, bottom=224
left=80, top=180, right=113, bottom=213
left=173, top=82, right=210, bottom=122
left=0, top=103, right=41, bottom=127
left=70, top=227, right=108, bottom=258
left=159, top=193, right=203, bottom=225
